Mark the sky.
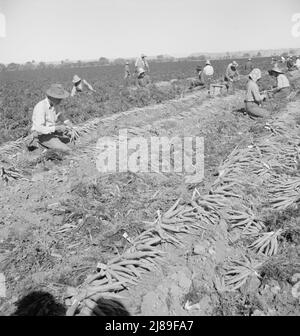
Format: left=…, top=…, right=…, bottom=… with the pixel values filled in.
left=0, top=0, right=299, bottom=64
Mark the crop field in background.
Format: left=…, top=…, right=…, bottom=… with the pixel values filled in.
left=0, top=57, right=273, bottom=145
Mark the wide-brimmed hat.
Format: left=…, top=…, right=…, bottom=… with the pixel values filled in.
left=125, top=61, right=129, bottom=65
left=248, top=58, right=252, bottom=61
left=268, top=65, right=284, bottom=75
left=141, top=53, right=146, bottom=58
left=206, top=60, right=211, bottom=65
left=249, top=68, right=261, bottom=82
left=46, top=84, right=69, bottom=99
left=232, top=61, right=238, bottom=67
left=72, top=75, right=81, bottom=84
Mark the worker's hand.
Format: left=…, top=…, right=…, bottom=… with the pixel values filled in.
left=55, top=125, right=67, bottom=133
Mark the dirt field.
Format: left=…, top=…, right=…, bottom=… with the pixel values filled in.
left=0, top=76, right=300, bottom=315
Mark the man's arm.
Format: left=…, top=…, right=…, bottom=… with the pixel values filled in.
left=70, top=86, right=76, bottom=97
left=252, top=84, right=265, bottom=103
left=83, top=79, right=95, bottom=92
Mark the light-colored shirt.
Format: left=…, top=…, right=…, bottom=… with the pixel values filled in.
left=135, top=57, right=149, bottom=72
left=296, top=59, right=300, bottom=69
left=245, top=80, right=264, bottom=103
left=203, top=65, right=214, bottom=76
left=71, top=79, right=94, bottom=97
left=31, top=98, right=69, bottom=134
left=277, top=74, right=290, bottom=89
left=31, top=98, right=58, bottom=134
left=124, top=65, right=131, bottom=78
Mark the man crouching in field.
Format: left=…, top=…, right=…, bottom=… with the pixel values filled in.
left=30, top=84, right=73, bottom=153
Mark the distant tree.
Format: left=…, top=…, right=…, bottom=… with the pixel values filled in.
left=7, top=63, right=20, bottom=71
left=77, top=60, right=83, bottom=67
left=0, top=63, right=6, bottom=72
left=257, top=51, right=262, bottom=57
left=113, top=58, right=126, bottom=65
left=38, top=62, right=46, bottom=69
left=243, top=53, right=250, bottom=58
left=23, top=61, right=34, bottom=70
left=289, top=49, right=296, bottom=55
left=281, top=52, right=288, bottom=58
left=99, top=57, right=110, bottom=65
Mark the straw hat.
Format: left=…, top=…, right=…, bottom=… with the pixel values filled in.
left=268, top=65, right=284, bottom=75
left=72, top=75, right=81, bottom=84
left=206, top=60, right=211, bottom=65
left=141, top=53, right=146, bottom=58
left=46, top=84, right=69, bottom=99
left=232, top=61, right=238, bottom=67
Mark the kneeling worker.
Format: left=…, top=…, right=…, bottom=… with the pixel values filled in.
left=244, top=68, right=270, bottom=119
left=31, top=84, right=73, bottom=153
left=268, top=65, right=290, bottom=99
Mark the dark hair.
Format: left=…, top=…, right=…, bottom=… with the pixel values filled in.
left=91, top=298, right=131, bottom=316
left=11, top=291, right=66, bottom=316
left=11, top=291, right=131, bottom=316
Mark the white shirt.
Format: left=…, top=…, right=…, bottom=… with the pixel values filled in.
left=277, top=74, right=290, bottom=89
left=31, top=98, right=59, bottom=134
left=135, top=57, right=149, bottom=72
left=203, top=65, right=214, bottom=76
left=296, top=59, right=300, bottom=69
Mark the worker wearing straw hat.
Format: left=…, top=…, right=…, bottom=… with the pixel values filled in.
left=268, top=65, right=290, bottom=99
left=71, top=75, right=96, bottom=97
left=224, top=61, right=240, bottom=93
left=31, top=84, right=73, bottom=152
left=244, top=68, right=270, bottom=119
left=135, top=54, right=150, bottom=87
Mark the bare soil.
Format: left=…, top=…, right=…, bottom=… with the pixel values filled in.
left=0, top=86, right=299, bottom=316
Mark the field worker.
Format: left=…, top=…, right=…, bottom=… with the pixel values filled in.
left=224, top=61, right=240, bottom=93
left=135, top=54, right=150, bottom=86
left=245, top=58, right=254, bottom=73
left=71, top=75, right=95, bottom=97
left=31, top=84, right=73, bottom=153
left=201, top=60, right=214, bottom=94
left=280, top=56, right=286, bottom=63
left=268, top=65, right=290, bottom=99
left=124, top=62, right=131, bottom=79
left=287, top=56, right=295, bottom=71
left=296, top=56, right=300, bottom=70
left=244, top=68, right=270, bottom=119
left=195, top=65, right=202, bottom=82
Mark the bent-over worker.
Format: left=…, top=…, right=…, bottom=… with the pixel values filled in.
left=71, top=75, right=95, bottom=97
left=135, top=54, right=150, bottom=86
left=224, top=61, right=240, bottom=93
left=201, top=60, right=214, bottom=94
